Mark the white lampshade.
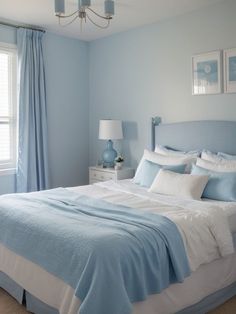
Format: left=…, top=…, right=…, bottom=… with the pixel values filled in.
left=99, top=120, right=123, bottom=140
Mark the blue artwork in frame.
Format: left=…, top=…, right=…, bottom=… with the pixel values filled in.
left=224, top=48, right=236, bottom=93
left=192, top=51, right=222, bottom=95
left=196, top=60, right=218, bottom=84
left=229, top=56, right=236, bottom=82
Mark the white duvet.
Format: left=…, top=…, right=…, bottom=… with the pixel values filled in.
left=70, top=179, right=235, bottom=272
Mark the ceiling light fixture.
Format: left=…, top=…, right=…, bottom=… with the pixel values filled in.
left=54, top=0, right=115, bottom=29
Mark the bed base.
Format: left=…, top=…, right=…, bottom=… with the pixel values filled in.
left=177, top=282, right=236, bottom=314
left=0, top=272, right=58, bottom=314
left=0, top=271, right=235, bottom=314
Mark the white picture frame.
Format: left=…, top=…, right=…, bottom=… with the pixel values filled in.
left=224, top=48, right=236, bottom=93
left=192, top=51, right=222, bottom=95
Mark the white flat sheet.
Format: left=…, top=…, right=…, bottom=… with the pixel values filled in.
left=203, top=198, right=236, bottom=233
left=70, top=180, right=236, bottom=233
left=72, top=179, right=236, bottom=233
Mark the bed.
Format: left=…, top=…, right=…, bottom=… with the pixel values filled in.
left=0, top=118, right=236, bottom=314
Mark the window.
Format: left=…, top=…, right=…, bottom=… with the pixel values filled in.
left=0, top=43, right=17, bottom=175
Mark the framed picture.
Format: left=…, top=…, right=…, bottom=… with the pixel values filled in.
left=192, top=51, right=222, bottom=95
left=224, top=48, right=236, bottom=93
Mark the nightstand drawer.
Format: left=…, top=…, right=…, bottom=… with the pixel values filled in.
left=90, top=170, right=115, bottom=182
left=89, top=166, right=134, bottom=184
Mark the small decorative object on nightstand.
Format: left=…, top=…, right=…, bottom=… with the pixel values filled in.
left=89, top=166, right=134, bottom=184
left=114, top=155, right=124, bottom=170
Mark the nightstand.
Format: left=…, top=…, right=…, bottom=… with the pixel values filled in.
left=89, top=166, right=134, bottom=184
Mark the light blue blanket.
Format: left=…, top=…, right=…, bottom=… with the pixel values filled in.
left=0, top=188, right=190, bottom=314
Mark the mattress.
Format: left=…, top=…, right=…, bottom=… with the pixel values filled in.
left=0, top=179, right=236, bottom=314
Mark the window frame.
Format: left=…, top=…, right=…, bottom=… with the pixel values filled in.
left=0, top=42, right=17, bottom=176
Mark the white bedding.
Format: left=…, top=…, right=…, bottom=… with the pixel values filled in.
left=204, top=198, right=236, bottom=233
left=70, top=179, right=235, bottom=272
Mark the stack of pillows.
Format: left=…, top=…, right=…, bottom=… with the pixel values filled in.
left=133, top=145, right=236, bottom=202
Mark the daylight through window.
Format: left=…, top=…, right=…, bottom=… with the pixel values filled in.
left=0, top=44, right=17, bottom=174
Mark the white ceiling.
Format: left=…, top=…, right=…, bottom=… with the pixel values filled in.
left=0, top=0, right=224, bottom=41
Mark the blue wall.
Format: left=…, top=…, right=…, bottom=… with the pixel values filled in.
left=0, top=26, right=89, bottom=194
left=44, top=33, right=89, bottom=189
left=89, top=0, right=236, bottom=169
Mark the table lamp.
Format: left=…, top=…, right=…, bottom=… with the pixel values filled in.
left=99, top=119, right=123, bottom=168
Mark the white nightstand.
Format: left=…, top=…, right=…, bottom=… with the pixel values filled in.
left=89, top=166, right=134, bottom=184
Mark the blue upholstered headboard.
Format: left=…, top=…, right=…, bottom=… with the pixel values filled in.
left=151, top=117, right=236, bottom=155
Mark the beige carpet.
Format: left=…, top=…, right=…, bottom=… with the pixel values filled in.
left=0, top=288, right=30, bottom=314
left=0, top=288, right=235, bottom=314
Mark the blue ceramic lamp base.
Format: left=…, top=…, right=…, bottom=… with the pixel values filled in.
left=102, top=140, right=117, bottom=168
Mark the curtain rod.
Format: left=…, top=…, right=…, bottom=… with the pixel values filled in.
left=0, top=20, right=46, bottom=33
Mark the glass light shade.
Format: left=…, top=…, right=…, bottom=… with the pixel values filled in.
left=104, top=0, right=115, bottom=17
left=54, top=0, right=65, bottom=15
left=99, top=120, right=123, bottom=140
left=78, top=0, right=91, bottom=9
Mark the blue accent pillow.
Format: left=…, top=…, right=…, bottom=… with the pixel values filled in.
left=191, top=164, right=236, bottom=201
left=217, top=152, right=236, bottom=160
left=134, top=160, right=186, bottom=188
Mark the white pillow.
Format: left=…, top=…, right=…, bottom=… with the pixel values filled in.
left=155, top=144, right=199, bottom=158
left=201, top=150, right=218, bottom=162
left=201, top=151, right=236, bottom=166
left=196, top=158, right=236, bottom=172
left=134, top=149, right=195, bottom=182
left=149, top=169, right=209, bottom=200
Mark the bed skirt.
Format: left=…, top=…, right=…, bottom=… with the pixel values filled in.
left=0, top=272, right=59, bottom=314
left=0, top=271, right=236, bottom=314
left=177, top=282, right=236, bottom=314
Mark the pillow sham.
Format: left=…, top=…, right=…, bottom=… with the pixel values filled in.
left=149, top=169, right=209, bottom=200
left=201, top=150, right=236, bottom=165
left=196, top=157, right=236, bottom=172
left=134, top=149, right=195, bottom=183
left=201, top=150, right=218, bottom=162
left=191, top=164, right=236, bottom=202
left=133, top=149, right=194, bottom=181
left=133, top=159, right=186, bottom=187
left=155, top=144, right=200, bottom=157
left=217, top=152, right=236, bottom=160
